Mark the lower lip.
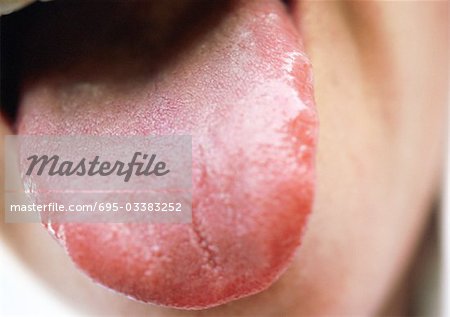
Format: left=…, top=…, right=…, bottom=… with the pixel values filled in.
left=16, top=0, right=318, bottom=309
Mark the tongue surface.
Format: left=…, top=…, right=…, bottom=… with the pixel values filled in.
left=16, top=0, right=317, bottom=309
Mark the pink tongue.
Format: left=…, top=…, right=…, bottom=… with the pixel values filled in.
left=17, top=0, right=317, bottom=309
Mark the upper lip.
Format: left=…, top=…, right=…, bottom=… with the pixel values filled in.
left=0, top=0, right=42, bottom=16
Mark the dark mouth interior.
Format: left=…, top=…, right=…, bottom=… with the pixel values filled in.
left=0, top=0, right=235, bottom=130
left=0, top=0, right=293, bottom=131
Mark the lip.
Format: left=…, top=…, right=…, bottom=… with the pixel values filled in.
left=4, top=0, right=318, bottom=309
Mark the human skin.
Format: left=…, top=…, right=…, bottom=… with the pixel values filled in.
left=0, top=0, right=448, bottom=316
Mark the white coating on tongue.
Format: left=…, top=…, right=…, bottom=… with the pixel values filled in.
left=16, top=0, right=317, bottom=309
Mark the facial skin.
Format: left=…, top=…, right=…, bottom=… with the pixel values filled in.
left=0, top=0, right=448, bottom=316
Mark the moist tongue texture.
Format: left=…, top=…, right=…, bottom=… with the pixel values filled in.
left=16, top=0, right=317, bottom=309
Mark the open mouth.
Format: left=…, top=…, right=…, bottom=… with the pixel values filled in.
left=1, top=0, right=317, bottom=310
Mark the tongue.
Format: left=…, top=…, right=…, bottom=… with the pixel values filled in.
left=16, top=0, right=317, bottom=309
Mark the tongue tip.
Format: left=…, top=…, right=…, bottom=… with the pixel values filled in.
left=56, top=184, right=312, bottom=309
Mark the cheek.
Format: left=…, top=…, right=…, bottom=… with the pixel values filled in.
left=279, top=1, right=445, bottom=315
